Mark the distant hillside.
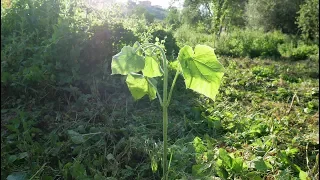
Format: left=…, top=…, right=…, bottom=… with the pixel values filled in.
left=126, top=0, right=168, bottom=20
left=144, top=5, right=167, bottom=20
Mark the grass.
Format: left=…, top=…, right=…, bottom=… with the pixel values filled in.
left=1, top=56, right=319, bottom=179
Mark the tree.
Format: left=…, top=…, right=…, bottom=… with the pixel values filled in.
left=165, top=7, right=181, bottom=29
left=245, top=0, right=304, bottom=34
left=211, top=0, right=247, bottom=35
left=296, top=0, right=319, bottom=43
left=180, top=0, right=247, bottom=34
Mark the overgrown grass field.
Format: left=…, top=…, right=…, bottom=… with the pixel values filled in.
left=2, top=56, right=318, bottom=179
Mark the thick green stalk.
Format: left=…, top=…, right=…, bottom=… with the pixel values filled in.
left=162, top=48, right=169, bottom=180
left=142, top=43, right=170, bottom=179
left=162, top=104, right=168, bottom=180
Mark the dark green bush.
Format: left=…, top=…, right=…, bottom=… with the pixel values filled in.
left=151, top=29, right=179, bottom=58
left=1, top=0, right=138, bottom=99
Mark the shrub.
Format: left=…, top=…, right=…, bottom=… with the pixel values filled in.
left=278, top=41, right=319, bottom=60
left=296, top=0, right=319, bottom=44
left=1, top=0, right=138, bottom=99
left=174, top=24, right=215, bottom=48
left=215, top=29, right=288, bottom=58
left=151, top=30, right=179, bottom=58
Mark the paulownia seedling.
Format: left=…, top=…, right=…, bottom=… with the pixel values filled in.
left=111, top=41, right=224, bottom=180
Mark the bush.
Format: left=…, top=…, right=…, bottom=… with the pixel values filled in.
left=215, top=29, right=288, bottom=58
left=296, top=0, right=319, bottom=44
left=278, top=41, right=319, bottom=60
left=1, top=0, right=138, bottom=99
left=151, top=30, right=179, bottom=58
left=174, top=24, right=215, bottom=48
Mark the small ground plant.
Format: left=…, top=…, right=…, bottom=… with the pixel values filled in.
left=111, top=41, right=225, bottom=179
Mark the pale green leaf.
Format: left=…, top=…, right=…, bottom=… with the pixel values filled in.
left=132, top=41, right=143, bottom=56
left=299, top=170, right=310, bottom=180
left=8, top=155, right=17, bottom=163
left=7, top=172, right=27, bottom=180
left=111, top=46, right=145, bottom=75
left=178, top=45, right=224, bottom=101
left=142, top=56, right=162, bottom=77
left=231, top=157, right=244, bottom=173
left=151, top=156, right=158, bottom=173
left=126, top=74, right=157, bottom=101
left=169, top=60, right=181, bottom=72
left=106, top=154, right=115, bottom=161
left=67, top=130, right=86, bottom=144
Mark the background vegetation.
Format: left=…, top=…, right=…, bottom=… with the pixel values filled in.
left=1, top=0, right=319, bottom=179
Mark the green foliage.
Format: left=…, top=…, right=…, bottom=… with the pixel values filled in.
left=174, top=24, right=215, bottom=48
left=1, top=0, right=138, bottom=100
left=1, top=0, right=319, bottom=179
left=180, top=0, right=246, bottom=34
left=296, top=0, right=319, bottom=44
left=181, top=0, right=212, bottom=28
left=177, top=45, right=224, bottom=101
left=215, top=29, right=287, bottom=58
left=278, top=41, right=319, bottom=60
left=165, top=7, right=181, bottom=29
left=111, top=42, right=224, bottom=179
left=211, top=0, right=247, bottom=35
left=111, top=42, right=224, bottom=102
left=245, top=0, right=304, bottom=34
left=131, top=5, right=155, bottom=23
left=151, top=30, right=180, bottom=58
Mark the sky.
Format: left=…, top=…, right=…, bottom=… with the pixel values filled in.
left=116, top=0, right=183, bottom=9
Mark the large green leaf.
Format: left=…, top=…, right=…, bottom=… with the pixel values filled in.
left=111, top=45, right=145, bottom=75
left=299, top=170, right=310, bottom=180
left=231, top=157, right=244, bottom=173
left=218, top=148, right=232, bottom=168
left=142, top=56, right=162, bottom=77
left=253, top=158, right=272, bottom=171
left=126, top=73, right=157, bottom=101
left=178, top=45, right=224, bottom=101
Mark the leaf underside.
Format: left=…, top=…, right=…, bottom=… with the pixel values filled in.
left=142, top=56, right=162, bottom=77
left=111, top=45, right=145, bottom=75
left=126, top=73, right=157, bottom=101
left=178, top=45, right=224, bottom=101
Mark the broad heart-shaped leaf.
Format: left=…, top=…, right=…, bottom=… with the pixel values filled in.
left=178, top=45, right=224, bottom=101
left=111, top=45, right=145, bottom=75
left=126, top=73, right=157, bottom=101
left=142, top=56, right=162, bottom=77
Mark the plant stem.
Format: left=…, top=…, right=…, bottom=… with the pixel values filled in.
left=146, top=78, right=163, bottom=106
left=163, top=104, right=168, bottom=180
left=161, top=45, right=169, bottom=180
left=167, top=70, right=180, bottom=106
left=142, top=43, right=169, bottom=179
